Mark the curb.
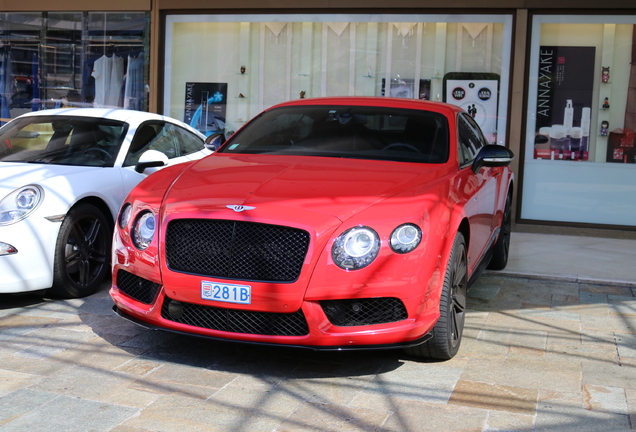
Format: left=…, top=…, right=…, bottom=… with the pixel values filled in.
left=484, top=270, right=636, bottom=289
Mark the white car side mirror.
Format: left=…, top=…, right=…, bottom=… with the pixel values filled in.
left=135, top=149, right=169, bottom=173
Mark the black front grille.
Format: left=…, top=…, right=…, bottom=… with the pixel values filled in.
left=165, top=219, right=310, bottom=282
left=116, top=270, right=160, bottom=304
left=321, top=298, right=408, bottom=326
left=161, top=297, right=309, bottom=336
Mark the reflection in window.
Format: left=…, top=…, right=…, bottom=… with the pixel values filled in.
left=0, top=11, right=149, bottom=126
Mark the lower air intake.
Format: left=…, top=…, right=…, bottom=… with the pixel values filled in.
left=116, top=270, right=160, bottom=305
left=161, top=297, right=309, bottom=336
left=320, top=298, right=408, bottom=326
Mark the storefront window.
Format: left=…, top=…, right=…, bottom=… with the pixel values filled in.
left=84, top=12, right=149, bottom=110
left=0, top=13, right=41, bottom=124
left=523, top=15, right=636, bottom=227
left=163, top=14, right=512, bottom=144
left=0, top=11, right=149, bottom=125
left=42, top=13, right=83, bottom=107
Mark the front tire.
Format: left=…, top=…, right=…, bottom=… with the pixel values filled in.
left=405, top=232, right=467, bottom=360
left=50, top=203, right=112, bottom=298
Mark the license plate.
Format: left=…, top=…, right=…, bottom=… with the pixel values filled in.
left=201, top=281, right=251, bottom=304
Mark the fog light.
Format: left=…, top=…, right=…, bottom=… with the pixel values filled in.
left=168, top=300, right=184, bottom=319
left=0, top=241, right=18, bottom=256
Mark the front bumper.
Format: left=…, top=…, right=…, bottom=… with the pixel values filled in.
left=110, top=279, right=440, bottom=350
left=0, top=218, right=60, bottom=293
left=112, top=302, right=433, bottom=352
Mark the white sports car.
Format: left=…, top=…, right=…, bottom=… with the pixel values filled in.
left=0, top=108, right=212, bottom=298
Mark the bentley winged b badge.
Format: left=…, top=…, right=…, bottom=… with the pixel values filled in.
left=226, top=205, right=256, bottom=212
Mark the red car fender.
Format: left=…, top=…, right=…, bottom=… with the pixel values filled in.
left=113, top=162, right=196, bottom=285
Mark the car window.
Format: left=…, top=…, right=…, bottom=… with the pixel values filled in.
left=124, top=122, right=174, bottom=165
left=172, top=125, right=205, bottom=155
left=124, top=122, right=205, bottom=166
left=457, top=113, right=487, bottom=166
left=0, top=116, right=127, bottom=167
left=219, top=105, right=449, bottom=164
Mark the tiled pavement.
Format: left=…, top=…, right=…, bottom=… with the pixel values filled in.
left=1, top=233, right=636, bottom=431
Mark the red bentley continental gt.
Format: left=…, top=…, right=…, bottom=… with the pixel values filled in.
left=110, top=97, right=514, bottom=360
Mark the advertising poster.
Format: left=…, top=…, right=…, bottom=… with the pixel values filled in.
left=382, top=78, right=415, bottom=98
left=533, top=46, right=595, bottom=161
left=443, top=72, right=499, bottom=144
left=184, top=82, right=227, bottom=137
left=418, top=79, right=431, bottom=100
left=381, top=79, right=430, bottom=100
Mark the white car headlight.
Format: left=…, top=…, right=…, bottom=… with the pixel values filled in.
left=390, top=223, right=422, bottom=253
left=332, top=226, right=380, bottom=270
left=0, top=185, right=44, bottom=226
left=132, top=211, right=156, bottom=250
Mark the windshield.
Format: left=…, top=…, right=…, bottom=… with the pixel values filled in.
left=0, top=115, right=128, bottom=167
left=219, top=105, right=449, bottom=164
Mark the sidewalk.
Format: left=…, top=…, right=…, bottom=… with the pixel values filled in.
left=490, top=231, right=636, bottom=287
left=0, top=232, right=634, bottom=431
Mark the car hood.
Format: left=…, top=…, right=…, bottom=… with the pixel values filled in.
left=162, top=154, right=449, bottom=223
left=0, top=162, right=96, bottom=195
left=0, top=162, right=130, bottom=221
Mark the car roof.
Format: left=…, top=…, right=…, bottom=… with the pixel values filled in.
left=270, top=96, right=463, bottom=116
left=16, top=108, right=171, bottom=124
left=12, top=108, right=205, bottom=139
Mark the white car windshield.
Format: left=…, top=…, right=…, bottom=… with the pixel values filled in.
left=219, top=105, right=449, bottom=164
left=0, top=116, right=128, bottom=167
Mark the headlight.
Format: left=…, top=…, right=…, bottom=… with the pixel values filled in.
left=118, top=203, right=132, bottom=229
left=0, top=185, right=44, bottom=226
left=132, top=211, right=156, bottom=250
left=332, top=226, right=380, bottom=270
left=390, top=223, right=422, bottom=253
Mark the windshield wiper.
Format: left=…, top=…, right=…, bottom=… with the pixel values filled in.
left=25, top=159, right=53, bottom=164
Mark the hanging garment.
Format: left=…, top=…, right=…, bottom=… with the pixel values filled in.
left=32, top=52, right=39, bottom=111
left=625, top=25, right=636, bottom=131
left=0, top=52, right=13, bottom=124
left=82, top=55, right=100, bottom=104
left=124, top=53, right=145, bottom=110
left=91, top=55, right=125, bottom=107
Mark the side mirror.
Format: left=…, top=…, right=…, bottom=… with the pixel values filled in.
left=135, top=149, right=169, bottom=173
left=205, top=133, right=226, bottom=151
left=472, top=145, right=515, bottom=174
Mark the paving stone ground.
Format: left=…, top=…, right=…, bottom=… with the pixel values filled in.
left=0, top=274, right=635, bottom=432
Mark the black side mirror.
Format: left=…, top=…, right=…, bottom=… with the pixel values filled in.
left=472, top=145, right=515, bottom=174
left=135, top=160, right=165, bottom=173
left=205, top=133, right=226, bottom=151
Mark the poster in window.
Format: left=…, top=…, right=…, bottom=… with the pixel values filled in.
left=380, top=79, right=430, bottom=100
left=184, top=82, right=227, bottom=137
left=381, top=78, right=415, bottom=98
left=418, top=79, right=431, bottom=100
left=443, top=72, right=500, bottom=145
left=533, top=46, right=595, bottom=161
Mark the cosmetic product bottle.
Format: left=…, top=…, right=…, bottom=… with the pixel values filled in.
left=549, top=124, right=567, bottom=152
left=580, top=107, right=591, bottom=160
left=570, top=127, right=582, bottom=160
left=535, top=126, right=551, bottom=149
left=563, top=99, right=574, bottom=140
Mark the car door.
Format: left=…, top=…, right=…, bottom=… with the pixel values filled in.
left=456, top=113, right=498, bottom=271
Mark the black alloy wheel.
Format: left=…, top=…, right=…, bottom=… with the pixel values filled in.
left=405, top=232, right=467, bottom=360
left=448, top=238, right=468, bottom=353
left=488, top=189, right=512, bottom=270
left=51, top=203, right=112, bottom=298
